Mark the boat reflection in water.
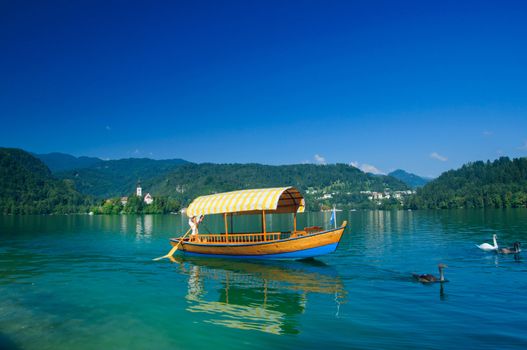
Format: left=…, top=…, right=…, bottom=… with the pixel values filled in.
left=172, top=257, right=347, bottom=335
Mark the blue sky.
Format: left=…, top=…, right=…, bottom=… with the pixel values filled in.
left=1, top=0, right=526, bottom=177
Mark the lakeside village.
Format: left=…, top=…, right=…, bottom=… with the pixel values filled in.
left=306, top=188, right=416, bottom=211
left=90, top=182, right=417, bottom=215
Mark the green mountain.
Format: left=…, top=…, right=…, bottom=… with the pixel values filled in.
left=144, top=163, right=409, bottom=210
left=388, top=169, right=431, bottom=188
left=57, top=160, right=409, bottom=210
left=407, top=157, right=527, bottom=209
left=5, top=147, right=526, bottom=213
left=0, top=148, right=90, bottom=214
left=2, top=148, right=409, bottom=212
left=56, top=158, right=189, bottom=198
left=34, top=152, right=103, bottom=172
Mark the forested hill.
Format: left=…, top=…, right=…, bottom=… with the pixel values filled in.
left=406, top=157, right=527, bottom=209
left=145, top=163, right=409, bottom=209
left=55, top=158, right=189, bottom=198
left=0, top=148, right=89, bottom=214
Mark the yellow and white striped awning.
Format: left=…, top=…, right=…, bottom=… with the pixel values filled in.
left=186, top=187, right=305, bottom=217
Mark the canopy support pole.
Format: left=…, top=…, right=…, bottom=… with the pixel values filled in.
left=294, top=213, right=297, bottom=232
left=262, top=210, right=267, bottom=241
left=224, top=213, right=229, bottom=242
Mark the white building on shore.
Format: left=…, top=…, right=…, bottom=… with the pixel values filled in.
left=136, top=181, right=154, bottom=205
left=144, top=193, right=153, bottom=205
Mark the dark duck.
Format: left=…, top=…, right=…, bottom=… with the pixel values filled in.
left=499, top=242, right=521, bottom=254
left=413, top=264, right=448, bottom=283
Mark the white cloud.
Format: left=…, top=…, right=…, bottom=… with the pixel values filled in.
left=518, top=141, right=527, bottom=151
left=314, top=154, right=326, bottom=164
left=430, top=152, right=448, bottom=162
left=361, top=164, right=384, bottom=174
left=350, top=161, right=384, bottom=175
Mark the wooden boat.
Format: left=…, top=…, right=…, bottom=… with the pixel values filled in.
left=165, top=187, right=347, bottom=259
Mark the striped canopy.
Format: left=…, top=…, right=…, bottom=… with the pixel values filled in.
left=186, top=187, right=305, bottom=217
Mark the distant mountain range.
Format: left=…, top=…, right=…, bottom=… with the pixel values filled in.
left=2, top=147, right=409, bottom=212
left=55, top=159, right=409, bottom=210
left=388, top=169, right=431, bottom=188
left=33, top=150, right=409, bottom=204
left=3, top=147, right=525, bottom=214
left=35, top=151, right=427, bottom=193
left=34, top=152, right=103, bottom=172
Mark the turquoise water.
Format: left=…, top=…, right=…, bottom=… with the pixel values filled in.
left=1, top=210, right=527, bottom=349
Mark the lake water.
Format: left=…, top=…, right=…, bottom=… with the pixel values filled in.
left=1, top=210, right=527, bottom=350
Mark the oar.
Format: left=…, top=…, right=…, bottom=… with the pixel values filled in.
left=152, top=228, right=191, bottom=261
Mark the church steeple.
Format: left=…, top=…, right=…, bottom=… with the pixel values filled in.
left=136, top=180, right=142, bottom=197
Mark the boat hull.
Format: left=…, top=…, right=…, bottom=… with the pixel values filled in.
left=170, top=224, right=346, bottom=259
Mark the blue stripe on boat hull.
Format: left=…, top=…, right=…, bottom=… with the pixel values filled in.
left=181, top=242, right=339, bottom=260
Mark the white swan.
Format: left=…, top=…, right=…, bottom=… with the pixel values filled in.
left=476, top=234, right=498, bottom=251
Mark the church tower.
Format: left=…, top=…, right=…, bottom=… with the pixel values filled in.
left=136, top=180, right=142, bottom=197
